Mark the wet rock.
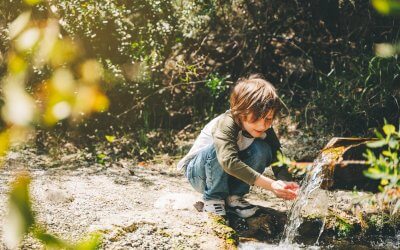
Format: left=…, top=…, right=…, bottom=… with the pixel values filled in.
left=227, top=206, right=286, bottom=242
left=193, top=201, right=204, bottom=212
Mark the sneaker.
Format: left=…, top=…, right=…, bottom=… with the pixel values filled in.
left=226, top=195, right=258, bottom=218
left=203, top=199, right=226, bottom=216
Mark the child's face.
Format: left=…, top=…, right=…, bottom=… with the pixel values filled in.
left=242, top=111, right=274, bottom=138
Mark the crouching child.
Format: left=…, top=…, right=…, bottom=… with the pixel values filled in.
left=177, top=74, right=299, bottom=218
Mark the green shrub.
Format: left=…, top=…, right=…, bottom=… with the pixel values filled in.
left=364, top=123, right=400, bottom=214
left=2, top=0, right=400, bottom=149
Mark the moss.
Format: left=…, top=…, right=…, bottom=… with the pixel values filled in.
left=337, top=219, right=353, bottom=237
left=158, top=229, right=172, bottom=238
left=364, top=213, right=395, bottom=234
left=123, top=223, right=138, bottom=233
left=108, top=223, right=139, bottom=242
left=109, top=228, right=126, bottom=242
left=225, top=238, right=237, bottom=248
left=331, top=214, right=355, bottom=238
left=367, top=214, right=388, bottom=227
left=208, top=213, right=239, bottom=249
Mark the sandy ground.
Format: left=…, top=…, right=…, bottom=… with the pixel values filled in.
left=0, top=149, right=290, bottom=250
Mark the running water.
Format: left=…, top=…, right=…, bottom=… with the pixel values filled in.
left=280, top=147, right=344, bottom=246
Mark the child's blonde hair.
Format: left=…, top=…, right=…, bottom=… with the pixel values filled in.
left=230, top=74, right=281, bottom=126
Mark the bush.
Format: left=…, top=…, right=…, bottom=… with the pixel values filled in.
left=364, top=123, right=400, bottom=214
left=1, top=0, right=400, bottom=148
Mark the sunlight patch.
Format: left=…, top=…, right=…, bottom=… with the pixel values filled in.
left=154, top=193, right=198, bottom=210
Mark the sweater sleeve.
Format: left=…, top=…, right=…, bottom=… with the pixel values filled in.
left=212, top=113, right=261, bottom=185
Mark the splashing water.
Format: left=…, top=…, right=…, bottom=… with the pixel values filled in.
left=315, top=214, right=326, bottom=244
left=280, top=149, right=342, bottom=246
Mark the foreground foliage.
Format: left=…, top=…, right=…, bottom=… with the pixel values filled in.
left=3, top=174, right=101, bottom=249
left=1, top=0, right=107, bottom=247
left=365, top=123, right=400, bottom=214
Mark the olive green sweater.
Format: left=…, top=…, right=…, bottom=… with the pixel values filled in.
left=212, top=111, right=282, bottom=185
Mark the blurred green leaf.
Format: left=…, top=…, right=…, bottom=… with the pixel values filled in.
left=74, top=233, right=102, bottom=250
left=3, top=174, right=35, bottom=248
left=375, top=43, right=396, bottom=57
left=8, top=54, right=27, bottom=74
left=364, top=168, right=388, bottom=179
left=24, top=0, right=43, bottom=6
left=205, top=73, right=229, bottom=98
left=381, top=178, right=389, bottom=185
left=375, top=129, right=385, bottom=139
left=9, top=174, right=35, bottom=228
left=8, top=11, right=31, bottom=39
left=372, top=0, right=400, bottom=15
left=50, top=39, right=79, bottom=67
left=105, top=135, right=116, bottom=143
left=383, top=124, right=396, bottom=135
left=96, top=153, right=107, bottom=164
left=33, top=221, right=102, bottom=249
left=2, top=82, right=36, bottom=126
left=0, top=130, right=10, bottom=158
left=388, top=138, right=399, bottom=149
left=367, top=139, right=387, bottom=148
left=34, top=227, right=69, bottom=249
left=4, top=175, right=103, bottom=249
left=364, top=123, right=400, bottom=200
left=365, top=149, right=376, bottom=161
left=15, top=27, right=40, bottom=52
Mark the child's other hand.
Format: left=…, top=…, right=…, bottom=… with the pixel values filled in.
left=284, top=181, right=299, bottom=191
left=271, top=180, right=299, bottom=200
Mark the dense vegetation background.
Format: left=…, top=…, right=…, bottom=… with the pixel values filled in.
left=1, top=0, right=399, bottom=159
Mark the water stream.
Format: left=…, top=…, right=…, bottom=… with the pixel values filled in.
left=279, top=147, right=343, bottom=246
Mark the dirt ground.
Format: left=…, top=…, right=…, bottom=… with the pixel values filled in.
left=0, top=147, right=293, bottom=250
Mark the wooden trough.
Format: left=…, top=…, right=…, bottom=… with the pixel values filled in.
left=310, top=137, right=380, bottom=192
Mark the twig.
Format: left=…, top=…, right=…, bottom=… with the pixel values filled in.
left=116, top=80, right=207, bottom=118
left=193, top=35, right=209, bottom=57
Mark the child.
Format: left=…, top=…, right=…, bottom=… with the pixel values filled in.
left=177, top=74, right=299, bottom=218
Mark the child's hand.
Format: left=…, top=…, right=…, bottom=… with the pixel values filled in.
left=284, top=181, right=299, bottom=191
left=271, top=180, right=299, bottom=200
